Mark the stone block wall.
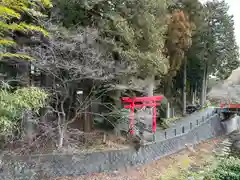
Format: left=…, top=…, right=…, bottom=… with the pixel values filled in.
left=0, top=108, right=223, bottom=180
left=155, top=107, right=217, bottom=141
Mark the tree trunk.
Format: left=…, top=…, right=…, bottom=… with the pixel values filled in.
left=144, top=75, right=155, bottom=127
left=76, top=100, right=93, bottom=132
left=167, top=102, right=171, bottom=118
left=83, top=100, right=93, bottom=132
left=192, top=82, right=197, bottom=105
left=193, top=83, right=197, bottom=104
left=164, top=75, right=172, bottom=99
left=58, top=124, right=65, bottom=149
left=191, top=88, right=194, bottom=104
left=113, top=78, right=127, bottom=108
left=172, top=108, right=175, bottom=117
left=193, top=90, right=196, bottom=104
left=204, top=79, right=207, bottom=103
left=76, top=83, right=94, bottom=132
left=22, top=110, right=35, bottom=145
left=182, top=60, right=187, bottom=116
left=200, top=63, right=207, bottom=107
left=145, top=75, right=155, bottom=96
left=200, top=77, right=205, bottom=107
left=41, top=72, right=53, bottom=87
left=17, top=61, right=30, bottom=86
left=114, top=90, right=121, bottom=108
left=204, top=64, right=209, bottom=103
left=58, top=101, right=66, bottom=149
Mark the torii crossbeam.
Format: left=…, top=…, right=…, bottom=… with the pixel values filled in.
left=120, top=96, right=163, bottom=136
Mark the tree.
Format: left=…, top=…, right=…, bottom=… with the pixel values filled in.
left=181, top=0, right=240, bottom=107
left=198, top=0, right=239, bottom=105
left=47, top=0, right=172, bottom=136
left=0, top=0, right=52, bottom=145
left=207, top=1, right=240, bottom=80
left=102, top=0, right=170, bottom=93
left=55, top=0, right=170, bottom=92
left=182, top=0, right=207, bottom=106
left=0, top=0, right=52, bottom=59
left=21, top=24, right=132, bottom=147
left=164, top=10, right=192, bottom=115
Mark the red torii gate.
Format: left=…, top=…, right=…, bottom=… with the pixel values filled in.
left=120, top=96, right=163, bottom=135
left=220, top=104, right=240, bottom=109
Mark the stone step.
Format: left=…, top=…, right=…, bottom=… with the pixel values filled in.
left=221, top=141, right=232, bottom=145
left=221, top=139, right=232, bottom=144
left=222, top=147, right=230, bottom=152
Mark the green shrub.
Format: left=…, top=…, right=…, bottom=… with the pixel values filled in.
left=208, top=157, right=240, bottom=180
left=0, top=87, right=48, bottom=133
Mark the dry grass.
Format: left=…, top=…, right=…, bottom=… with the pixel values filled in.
left=3, top=129, right=130, bottom=155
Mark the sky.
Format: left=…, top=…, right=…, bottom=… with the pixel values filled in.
left=200, top=0, right=240, bottom=47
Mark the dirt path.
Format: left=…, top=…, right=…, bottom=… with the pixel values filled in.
left=51, top=137, right=223, bottom=180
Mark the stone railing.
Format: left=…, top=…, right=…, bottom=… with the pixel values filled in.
left=0, top=108, right=223, bottom=180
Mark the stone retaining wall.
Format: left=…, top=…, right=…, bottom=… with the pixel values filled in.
left=0, top=109, right=223, bottom=180
left=155, top=107, right=217, bottom=140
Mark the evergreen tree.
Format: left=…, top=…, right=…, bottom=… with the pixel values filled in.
left=183, top=0, right=239, bottom=105
left=164, top=10, right=192, bottom=111
left=199, top=0, right=239, bottom=104
left=55, top=0, right=171, bottom=96
left=164, top=0, right=201, bottom=113
left=206, top=0, right=240, bottom=80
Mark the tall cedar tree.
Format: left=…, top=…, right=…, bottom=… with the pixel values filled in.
left=164, top=11, right=192, bottom=99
